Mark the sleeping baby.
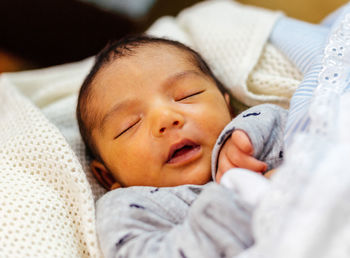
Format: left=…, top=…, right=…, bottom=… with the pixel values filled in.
left=76, top=35, right=286, bottom=257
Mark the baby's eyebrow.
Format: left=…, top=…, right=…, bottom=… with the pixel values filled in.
left=100, top=99, right=136, bottom=133
left=164, top=70, right=203, bottom=87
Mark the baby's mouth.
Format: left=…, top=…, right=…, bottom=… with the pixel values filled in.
left=167, top=139, right=201, bottom=165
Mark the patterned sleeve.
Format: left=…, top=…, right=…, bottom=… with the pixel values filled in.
left=96, top=183, right=254, bottom=258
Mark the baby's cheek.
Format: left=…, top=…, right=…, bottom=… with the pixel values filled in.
left=117, top=146, right=142, bottom=166
left=119, top=142, right=156, bottom=169
left=207, top=117, right=230, bottom=142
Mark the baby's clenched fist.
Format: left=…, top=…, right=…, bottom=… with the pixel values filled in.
left=216, top=130, right=267, bottom=183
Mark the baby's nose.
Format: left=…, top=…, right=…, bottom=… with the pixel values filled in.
left=159, top=120, right=180, bottom=133
left=152, top=109, right=184, bottom=137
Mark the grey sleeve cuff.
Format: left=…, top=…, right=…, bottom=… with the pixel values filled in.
left=211, top=104, right=288, bottom=180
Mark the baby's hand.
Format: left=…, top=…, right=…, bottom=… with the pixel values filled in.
left=216, top=130, right=267, bottom=183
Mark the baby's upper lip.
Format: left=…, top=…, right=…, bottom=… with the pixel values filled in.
left=167, top=139, right=199, bottom=163
left=166, top=139, right=198, bottom=162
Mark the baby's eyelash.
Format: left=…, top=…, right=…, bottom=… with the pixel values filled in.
left=114, top=120, right=139, bottom=139
left=178, top=90, right=204, bottom=101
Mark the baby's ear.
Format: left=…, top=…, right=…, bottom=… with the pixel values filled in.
left=90, top=160, right=121, bottom=190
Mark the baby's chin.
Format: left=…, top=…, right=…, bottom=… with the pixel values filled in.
left=176, top=170, right=212, bottom=186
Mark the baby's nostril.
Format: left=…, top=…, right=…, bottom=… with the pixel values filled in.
left=173, top=121, right=179, bottom=126
left=160, top=127, right=165, bottom=133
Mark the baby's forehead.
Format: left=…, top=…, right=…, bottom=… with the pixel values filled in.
left=123, top=43, right=195, bottom=68
left=93, top=44, right=200, bottom=89
left=94, top=43, right=193, bottom=86
left=134, top=43, right=191, bottom=57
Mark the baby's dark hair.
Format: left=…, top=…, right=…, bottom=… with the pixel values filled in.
left=77, top=34, right=229, bottom=161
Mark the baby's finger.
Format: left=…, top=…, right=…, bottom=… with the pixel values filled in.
left=216, top=154, right=236, bottom=183
left=231, top=130, right=253, bottom=154
left=227, top=149, right=267, bottom=173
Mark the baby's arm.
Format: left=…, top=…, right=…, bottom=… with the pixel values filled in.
left=212, top=104, right=288, bottom=182
left=96, top=183, right=254, bottom=258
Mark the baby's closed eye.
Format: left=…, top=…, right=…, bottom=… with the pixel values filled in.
left=176, top=90, right=205, bottom=101
left=114, top=119, right=141, bottom=139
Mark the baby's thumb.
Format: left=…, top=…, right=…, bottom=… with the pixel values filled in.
left=232, top=130, right=253, bottom=155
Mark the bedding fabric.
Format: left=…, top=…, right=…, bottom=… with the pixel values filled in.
left=0, top=60, right=103, bottom=257
left=1, top=0, right=349, bottom=257
left=221, top=5, right=350, bottom=258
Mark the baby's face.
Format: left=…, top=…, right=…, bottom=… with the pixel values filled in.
left=91, top=45, right=232, bottom=187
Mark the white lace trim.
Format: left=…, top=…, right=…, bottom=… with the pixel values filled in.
left=309, top=13, right=350, bottom=136
left=249, top=10, right=350, bottom=258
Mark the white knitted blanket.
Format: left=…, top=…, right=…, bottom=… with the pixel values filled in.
left=0, top=59, right=104, bottom=257
left=0, top=1, right=301, bottom=257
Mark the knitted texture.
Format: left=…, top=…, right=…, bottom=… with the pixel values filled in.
left=0, top=62, right=103, bottom=257
left=3, top=58, right=106, bottom=201
left=247, top=43, right=302, bottom=102
left=147, top=0, right=302, bottom=109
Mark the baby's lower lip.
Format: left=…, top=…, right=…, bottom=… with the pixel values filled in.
left=167, top=145, right=202, bottom=166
